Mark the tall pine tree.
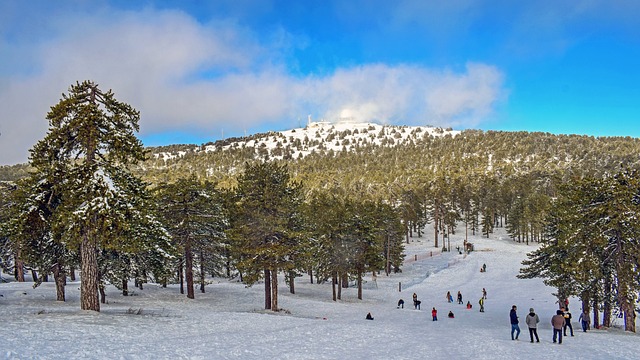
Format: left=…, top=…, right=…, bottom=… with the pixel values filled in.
left=229, top=162, right=303, bottom=311
left=28, top=81, right=165, bottom=311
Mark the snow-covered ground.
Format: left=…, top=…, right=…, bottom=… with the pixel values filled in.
left=1, top=228, right=638, bottom=359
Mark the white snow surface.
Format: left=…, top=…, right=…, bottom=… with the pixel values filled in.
left=1, top=228, right=638, bottom=360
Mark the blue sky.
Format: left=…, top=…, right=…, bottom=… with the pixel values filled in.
left=1, top=0, right=639, bottom=164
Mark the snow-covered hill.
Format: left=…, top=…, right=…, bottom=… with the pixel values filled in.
left=1, top=228, right=637, bottom=359
left=152, top=121, right=459, bottom=161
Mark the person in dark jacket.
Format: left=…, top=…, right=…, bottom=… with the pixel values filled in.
left=366, top=312, right=374, bottom=320
left=457, top=291, right=463, bottom=304
left=525, top=308, right=540, bottom=343
left=413, top=293, right=421, bottom=309
left=448, top=311, right=455, bottom=318
left=563, top=310, right=574, bottom=336
left=397, top=299, right=404, bottom=309
left=510, top=305, right=520, bottom=340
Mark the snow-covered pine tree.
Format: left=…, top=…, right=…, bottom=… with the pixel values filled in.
left=4, top=174, right=70, bottom=301
left=28, top=80, right=166, bottom=312
left=0, top=182, right=19, bottom=278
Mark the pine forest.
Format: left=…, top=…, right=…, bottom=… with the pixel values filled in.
left=1, top=81, right=639, bottom=332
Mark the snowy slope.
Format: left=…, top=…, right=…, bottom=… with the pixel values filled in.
left=153, top=121, right=459, bottom=162
left=1, top=228, right=638, bottom=360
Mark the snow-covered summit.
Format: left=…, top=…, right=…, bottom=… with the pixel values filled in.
left=216, top=121, right=459, bottom=160
left=153, top=122, right=459, bottom=162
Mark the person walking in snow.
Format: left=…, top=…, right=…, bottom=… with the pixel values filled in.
left=479, top=297, right=485, bottom=312
left=552, top=310, right=565, bottom=344
left=510, top=305, right=521, bottom=340
left=525, top=308, right=540, bottom=343
left=432, top=307, right=438, bottom=321
left=563, top=310, right=574, bottom=336
left=579, top=310, right=590, bottom=332
left=482, top=288, right=487, bottom=299
left=446, top=291, right=452, bottom=303
left=457, top=291, right=463, bottom=304
left=482, top=263, right=486, bottom=272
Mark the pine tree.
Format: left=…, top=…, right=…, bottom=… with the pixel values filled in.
left=28, top=80, right=165, bottom=312
left=4, top=174, right=70, bottom=301
left=155, top=176, right=228, bottom=299
left=229, top=162, right=304, bottom=311
left=520, top=170, right=640, bottom=332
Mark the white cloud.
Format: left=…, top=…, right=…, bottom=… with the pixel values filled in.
left=302, top=63, right=504, bottom=127
left=0, top=6, right=505, bottom=164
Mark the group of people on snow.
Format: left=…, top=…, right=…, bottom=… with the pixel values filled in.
left=370, top=263, right=591, bottom=345
left=510, top=302, right=588, bottom=344
left=391, top=287, right=487, bottom=323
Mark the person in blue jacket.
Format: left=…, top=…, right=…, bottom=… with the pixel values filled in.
left=510, top=305, right=521, bottom=340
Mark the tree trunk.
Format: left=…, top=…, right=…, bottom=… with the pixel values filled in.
left=622, top=299, right=636, bottom=332
left=31, top=269, right=39, bottom=283
left=99, top=282, right=106, bottom=304
left=200, top=250, right=206, bottom=293
left=433, top=211, right=439, bottom=248
left=271, top=269, right=278, bottom=312
left=52, top=262, right=66, bottom=302
left=332, top=272, right=337, bottom=302
left=603, top=275, right=612, bottom=328
left=80, top=232, right=100, bottom=312
left=264, top=269, right=272, bottom=310
left=592, top=298, right=600, bottom=329
left=185, top=241, right=194, bottom=299
left=289, top=270, right=295, bottom=294
left=69, top=265, right=76, bottom=281
left=178, top=258, right=184, bottom=295
left=309, top=269, right=314, bottom=284
left=15, top=255, right=25, bottom=282
left=337, top=274, right=343, bottom=300
left=386, top=234, right=391, bottom=276
left=357, top=269, right=362, bottom=300
left=122, top=278, right=128, bottom=296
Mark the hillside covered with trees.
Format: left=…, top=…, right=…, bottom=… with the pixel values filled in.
left=1, top=83, right=639, bottom=331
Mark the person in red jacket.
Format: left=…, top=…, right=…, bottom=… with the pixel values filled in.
left=432, top=307, right=438, bottom=321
